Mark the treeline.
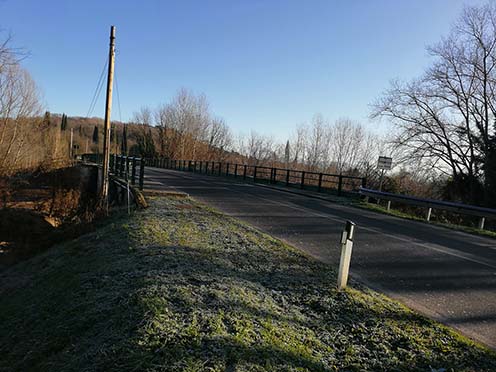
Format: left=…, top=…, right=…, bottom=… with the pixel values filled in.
left=128, top=89, right=387, bottom=178
left=4, top=3, right=496, bottom=208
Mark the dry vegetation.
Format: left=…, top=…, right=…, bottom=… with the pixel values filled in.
left=0, top=166, right=99, bottom=269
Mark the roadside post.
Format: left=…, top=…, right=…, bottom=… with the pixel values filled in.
left=337, top=221, right=356, bottom=290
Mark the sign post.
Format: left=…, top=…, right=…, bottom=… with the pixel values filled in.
left=377, top=156, right=392, bottom=192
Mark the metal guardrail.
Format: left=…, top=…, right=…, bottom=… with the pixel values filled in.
left=146, top=158, right=366, bottom=196
left=359, top=187, right=496, bottom=230
left=81, top=153, right=146, bottom=190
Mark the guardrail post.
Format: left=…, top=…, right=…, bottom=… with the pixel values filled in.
left=131, top=157, right=136, bottom=185
left=254, top=166, right=258, bottom=182
left=271, top=168, right=275, bottom=184
left=318, top=173, right=323, bottom=192
left=226, top=163, right=230, bottom=176
left=387, top=200, right=391, bottom=211
left=243, top=165, right=247, bottom=179
left=337, top=221, right=356, bottom=290
left=426, top=207, right=432, bottom=222
left=218, top=162, right=222, bottom=176
left=337, top=175, right=343, bottom=196
left=139, top=159, right=145, bottom=190
left=286, top=169, right=290, bottom=186
left=300, top=171, right=305, bottom=189
left=478, top=217, right=486, bottom=230
left=234, top=164, right=238, bottom=178
left=211, top=161, right=214, bottom=174
left=188, top=160, right=192, bottom=171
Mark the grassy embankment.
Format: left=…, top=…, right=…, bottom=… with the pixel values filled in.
left=1, top=196, right=495, bottom=371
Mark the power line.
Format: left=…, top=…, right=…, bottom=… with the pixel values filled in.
left=86, top=57, right=109, bottom=118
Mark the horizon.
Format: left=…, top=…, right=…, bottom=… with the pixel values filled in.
left=0, top=0, right=488, bottom=140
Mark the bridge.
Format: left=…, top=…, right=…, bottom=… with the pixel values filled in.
left=143, top=165, right=496, bottom=349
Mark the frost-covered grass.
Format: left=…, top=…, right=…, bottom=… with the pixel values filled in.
left=357, top=201, right=496, bottom=239
left=1, top=196, right=495, bottom=371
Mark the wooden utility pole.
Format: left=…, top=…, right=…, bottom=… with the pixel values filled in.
left=101, top=25, right=116, bottom=200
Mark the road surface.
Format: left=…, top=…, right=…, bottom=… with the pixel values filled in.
left=144, top=167, right=496, bottom=349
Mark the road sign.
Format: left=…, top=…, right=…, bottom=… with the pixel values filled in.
left=377, top=156, right=393, bottom=170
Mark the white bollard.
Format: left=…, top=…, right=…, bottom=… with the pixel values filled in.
left=337, top=221, right=356, bottom=290
left=478, top=217, right=486, bottom=230
left=426, top=207, right=432, bottom=222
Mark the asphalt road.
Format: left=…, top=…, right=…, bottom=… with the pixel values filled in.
left=144, top=167, right=496, bottom=349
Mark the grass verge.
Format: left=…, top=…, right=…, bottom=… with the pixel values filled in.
left=356, top=201, right=496, bottom=239
left=1, top=196, right=495, bottom=371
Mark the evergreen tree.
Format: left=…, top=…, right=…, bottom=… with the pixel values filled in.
left=60, top=114, right=68, bottom=131
left=42, top=111, right=51, bottom=128
left=92, top=126, right=99, bottom=144
left=121, top=125, right=128, bottom=155
left=135, top=129, right=156, bottom=158
left=485, top=132, right=496, bottom=207
left=284, top=140, right=290, bottom=166
left=146, top=129, right=156, bottom=157
left=110, top=124, right=115, bottom=142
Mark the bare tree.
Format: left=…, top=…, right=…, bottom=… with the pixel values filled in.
left=372, top=3, right=496, bottom=204
left=0, top=40, right=43, bottom=174
left=305, top=114, right=329, bottom=171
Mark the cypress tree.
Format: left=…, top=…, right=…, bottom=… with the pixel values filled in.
left=110, top=124, right=115, bottom=142
left=92, top=126, right=99, bottom=144
left=121, top=125, right=128, bottom=155
left=146, top=129, right=156, bottom=158
left=60, top=114, right=67, bottom=131
left=284, top=140, right=290, bottom=166
left=42, top=111, right=51, bottom=128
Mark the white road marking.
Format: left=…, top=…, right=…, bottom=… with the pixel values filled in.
left=149, top=170, right=496, bottom=270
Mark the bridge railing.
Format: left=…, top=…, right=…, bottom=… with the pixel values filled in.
left=81, top=153, right=146, bottom=190
left=359, top=187, right=496, bottom=230
left=146, top=158, right=366, bottom=196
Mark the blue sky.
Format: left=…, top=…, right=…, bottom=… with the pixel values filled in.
left=0, top=0, right=487, bottom=139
